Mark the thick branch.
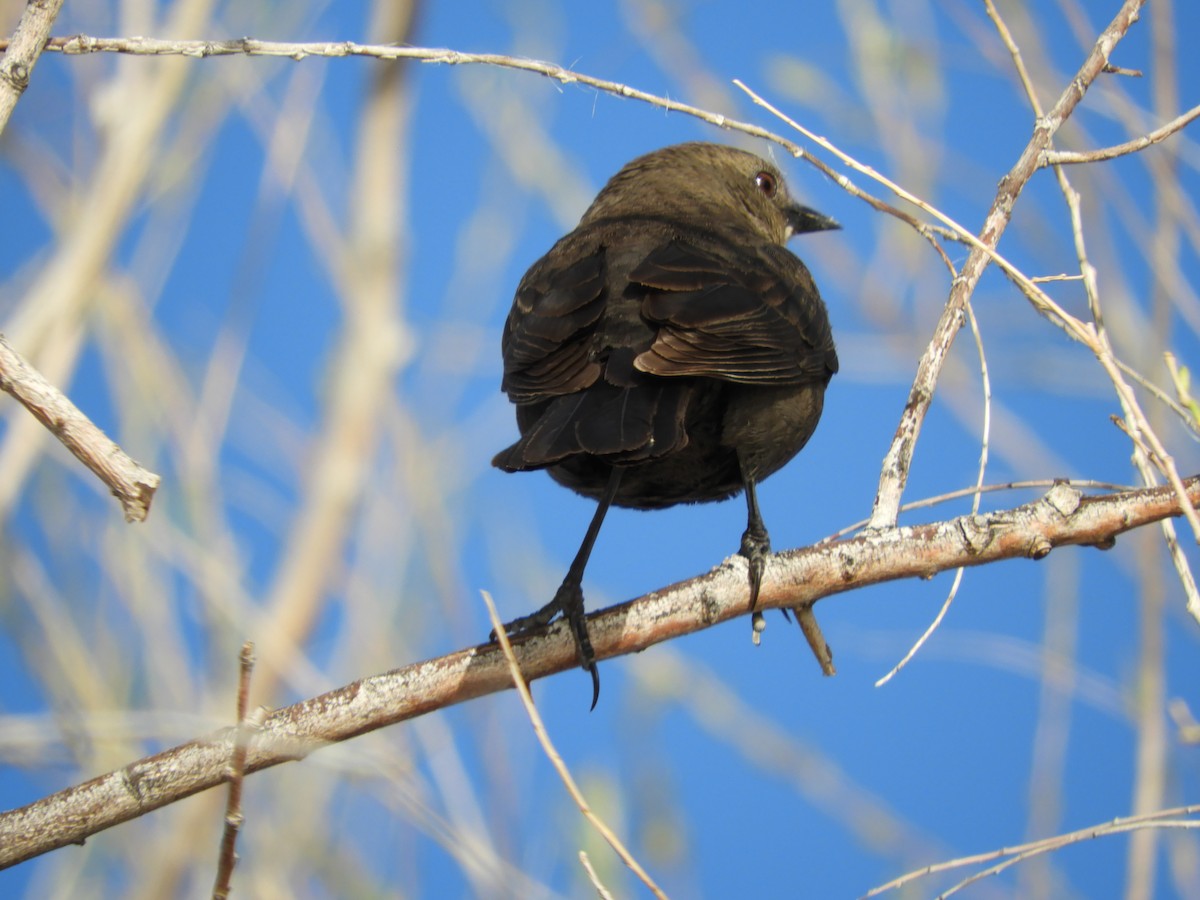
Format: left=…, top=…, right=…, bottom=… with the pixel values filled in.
left=1, top=477, right=1196, bottom=869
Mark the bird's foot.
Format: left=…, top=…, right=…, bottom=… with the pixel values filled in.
left=740, top=524, right=771, bottom=611
left=491, top=579, right=601, bottom=710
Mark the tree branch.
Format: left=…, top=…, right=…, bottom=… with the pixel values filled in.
left=0, top=333, right=160, bottom=522
left=1, top=477, right=1195, bottom=869
left=0, top=0, right=66, bottom=136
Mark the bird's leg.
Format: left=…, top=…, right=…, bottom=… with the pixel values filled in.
left=494, top=467, right=623, bottom=709
left=739, top=467, right=770, bottom=612
left=736, top=464, right=836, bottom=670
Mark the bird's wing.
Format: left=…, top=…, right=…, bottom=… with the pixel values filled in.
left=499, top=244, right=607, bottom=403
left=494, top=231, right=693, bottom=472
left=631, top=238, right=838, bottom=385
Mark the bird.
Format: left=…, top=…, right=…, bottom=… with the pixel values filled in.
left=492, top=141, right=839, bottom=707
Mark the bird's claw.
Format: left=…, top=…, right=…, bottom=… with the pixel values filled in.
left=740, top=525, right=771, bottom=611
left=552, top=580, right=602, bottom=709
left=491, top=580, right=602, bottom=709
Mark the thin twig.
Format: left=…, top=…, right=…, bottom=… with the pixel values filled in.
left=480, top=591, right=667, bottom=899
left=1043, top=103, right=1200, bottom=165
left=1030, top=273, right=1085, bottom=283
left=864, top=804, right=1200, bottom=897
left=1121, top=356, right=1200, bottom=439
left=793, top=605, right=835, bottom=675
left=936, top=821, right=1200, bottom=898
left=578, top=851, right=617, bottom=900
left=875, top=568, right=966, bottom=688
left=212, top=642, right=256, bottom=900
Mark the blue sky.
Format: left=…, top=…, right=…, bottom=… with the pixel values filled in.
left=2, top=1, right=1199, bottom=897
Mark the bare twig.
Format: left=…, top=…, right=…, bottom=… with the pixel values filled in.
left=0, top=333, right=161, bottom=522
left=1122, top=356, right=1200, bottom=437
left=1030, top=273, right=1085, bottom=283
left=1042, top=103, right=1200, bottom=165
left=1, top=478, right=1196, bottom=869
left=481, top=591, right=666, bottom=899
left=578, top=851, right=617, bottom=900
left=1102, top=63, right=1143, bottom=78
left=212, top=643, right=256, bottom=900
left=865, top=804, right=1200, bottom=897
left=938, top=822, right=1200, bottom=898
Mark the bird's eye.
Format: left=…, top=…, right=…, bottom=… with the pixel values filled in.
left=754, top=171, right=778, bottom=198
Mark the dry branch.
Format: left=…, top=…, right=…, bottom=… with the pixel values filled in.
left=0, top=0, right=65, bottom=135
left=0, top=334, right=160, bottom=522
left=1, top=477, right=1196, bottom=869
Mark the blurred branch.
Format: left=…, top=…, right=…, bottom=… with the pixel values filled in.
left=866, top=803, right=1200, bottom=898
left=248, top=0, right=418, bottom=707
left=0, top=0, right=65, bottom=135
left=2, top=477, right=1198, bottom=869
left=0, top=333, right=160, bottom=522
left=632, top=648, right=949, bottom=870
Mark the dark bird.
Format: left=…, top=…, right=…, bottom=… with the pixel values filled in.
left=493, top=142, right=839, bottom=707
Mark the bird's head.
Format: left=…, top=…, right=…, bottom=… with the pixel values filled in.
left=581, top=142, right=839, bottom=245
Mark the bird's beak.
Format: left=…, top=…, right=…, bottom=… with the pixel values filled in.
left=786, top=204, right=841, bottom=237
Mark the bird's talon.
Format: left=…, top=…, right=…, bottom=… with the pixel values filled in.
left=587, top=663, right=601, bottom=711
